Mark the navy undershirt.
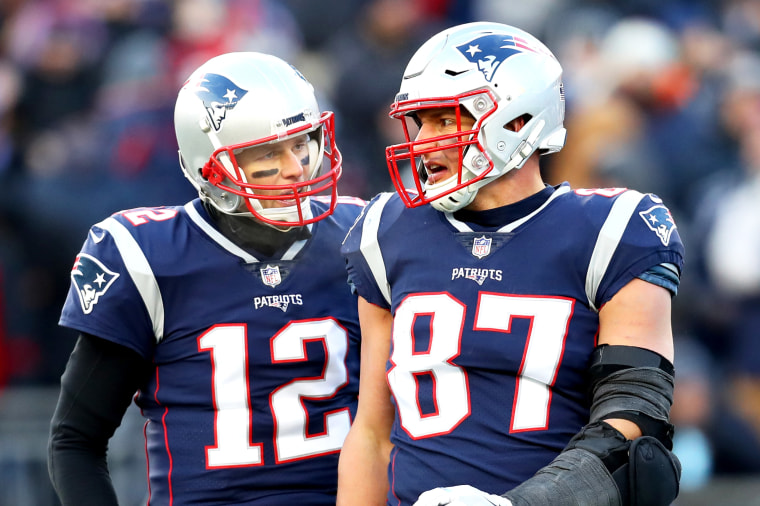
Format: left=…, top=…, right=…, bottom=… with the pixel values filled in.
left=453, top=184, right=557, bottom=230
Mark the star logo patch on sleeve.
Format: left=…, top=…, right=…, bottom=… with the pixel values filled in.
left=71, top=253, right=120, bottom=314
left=639, top=205, right=677, bottom=246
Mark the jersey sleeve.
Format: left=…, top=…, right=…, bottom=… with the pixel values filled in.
left=340, top=193, right=394, bottom=310
left=594, top=192, right=685, bottom=309
left=59, top=217, right=158, bottom=359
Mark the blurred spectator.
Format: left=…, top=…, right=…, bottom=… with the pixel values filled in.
left=0, top=215, right=45, bottom=385
left=325, top=0, right=444, bottom=197
left=279, top=0, right=367, bottom=50
left=7, top=1, right=104, bottom=141
left=545, top=16, right=730, bottom=220
left=166, top=0, right=303, bottom=87
left=472, top=0, right=563, bottom=36
left=0, top=61, right=21, bottom=179
left=0, top=235, right=14, bottom=389
left=723, top=0, right=760, bottom=49
left=671, top=337, right=715, bottom=491
left=705, top=134, right=760, bottom=300
left=700, top=52, right=760, bottom=468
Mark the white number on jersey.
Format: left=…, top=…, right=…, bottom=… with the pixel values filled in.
left=198, top=318, right=351, bottom=467
left=387, top=293, right=573, bottom=438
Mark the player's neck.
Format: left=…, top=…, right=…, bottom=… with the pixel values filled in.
left=204, top=202, right=311, bottom=257
left=465, top=158, right=545, bottom=211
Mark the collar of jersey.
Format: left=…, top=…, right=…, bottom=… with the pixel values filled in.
left=185, top=200, right=311, bottom=263
left=445, top=183, right=571, bottom=233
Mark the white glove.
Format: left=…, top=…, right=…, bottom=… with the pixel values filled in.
left=413, top=485, right=513, bottom=506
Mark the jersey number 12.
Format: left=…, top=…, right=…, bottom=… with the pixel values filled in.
left=198, top=318, right=351, bottom=467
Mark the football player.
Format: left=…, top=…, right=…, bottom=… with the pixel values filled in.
left=48, top=52, right=365, bottom=505
left=338, top=22, right=682, bottom=506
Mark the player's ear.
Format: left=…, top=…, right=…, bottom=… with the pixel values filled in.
left=503, top=114, right=530, bottom=133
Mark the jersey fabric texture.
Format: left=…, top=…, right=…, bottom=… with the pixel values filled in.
left=60, top=196, right=365, bottom=505
left=340, top=183, right=684, bottom=506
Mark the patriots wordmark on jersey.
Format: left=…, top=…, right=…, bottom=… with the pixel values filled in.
left=341, top=184, right=684, bottom=506
left=60, top=197, right=365, bottom=505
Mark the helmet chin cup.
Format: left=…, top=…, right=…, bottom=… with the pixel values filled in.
left=428, top=182, right=477, bottom=212
left=253, top=197, right=314, bottom=229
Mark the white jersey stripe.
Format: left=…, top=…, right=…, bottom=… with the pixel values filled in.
left=97, top=217, right=166, bottom=342
left=585, top=190, right=645, bottom=312
left=185, top=202, right=259, bottom=263
left=359, top=193, right=394, bottom=306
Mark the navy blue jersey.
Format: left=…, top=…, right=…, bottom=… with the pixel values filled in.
left=341, top=184, right=684, bottom=506
left=60, top=196, right=366, bottom=505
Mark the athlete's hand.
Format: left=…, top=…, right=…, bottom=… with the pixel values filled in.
left=413, top=485, right=513, bottom=506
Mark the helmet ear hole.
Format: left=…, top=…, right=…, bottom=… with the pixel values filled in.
left=503, top=114, right=532, bottom=133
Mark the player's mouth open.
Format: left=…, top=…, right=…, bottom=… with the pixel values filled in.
left=425, top=164, right=449, bottom=184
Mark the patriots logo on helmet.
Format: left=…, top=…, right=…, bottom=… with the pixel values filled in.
left=191, top=73, right=248, bottom=131
left=457, top=34, right=541, bottom=82
left=639, top=205, right=677, bottom=246
left=289, top=64, right=309, bottom=83
left=71, top=254, right=120, bottom=314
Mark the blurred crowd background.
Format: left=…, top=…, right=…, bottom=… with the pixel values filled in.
left=1, top=0, right=760, bottom=504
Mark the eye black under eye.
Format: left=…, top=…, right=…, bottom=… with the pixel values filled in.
left=249, top=168, right=279, bottom=179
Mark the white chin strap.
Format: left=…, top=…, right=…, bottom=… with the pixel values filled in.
left=427, top=176, right=478, bottom=212
left=256, top=196, right=313, bottom=225
left=206, top=192, right=313, bottom=231
left=504, top=119, right=545, bottom=172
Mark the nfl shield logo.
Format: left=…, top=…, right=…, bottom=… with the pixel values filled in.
left=472, top=236, right=492, bottom=258
left=260, top=265, right=282, bottom=287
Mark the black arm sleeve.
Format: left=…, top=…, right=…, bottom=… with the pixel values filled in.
left=48, top=333, right=153, bottom=506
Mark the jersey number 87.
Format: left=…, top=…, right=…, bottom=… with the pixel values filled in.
left=388, top=292, right=573, bottom=438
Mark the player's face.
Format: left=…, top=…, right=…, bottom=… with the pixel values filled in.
left=235, top=134, right=309, bottom=210
left=414, top=108, right=476, bottom=185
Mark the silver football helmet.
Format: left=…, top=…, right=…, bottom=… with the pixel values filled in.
left=175, top=52, right=342, bottom=227
left=386, top=22, right=566, bottom=212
